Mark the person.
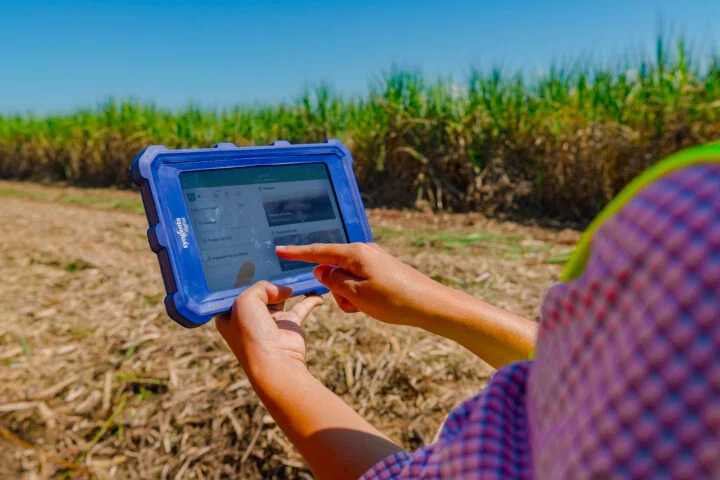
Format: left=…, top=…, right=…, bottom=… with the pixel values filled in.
left=215, top=144, right=720, bottom=479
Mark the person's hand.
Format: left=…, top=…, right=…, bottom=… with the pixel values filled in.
left=276, top=243, right=538, bottom=368
left=275, top=243, right=447, bottom=327
left=215, top=281, right=323, bottom=376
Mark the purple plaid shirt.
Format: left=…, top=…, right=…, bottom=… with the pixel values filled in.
left=360, top=362, right=532, bottom=480
left=360, top=162, right=720, bottom=479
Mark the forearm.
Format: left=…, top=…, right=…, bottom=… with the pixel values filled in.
left=246, top=356, right=403, bottom=479
left=414, top=283, right=537, bottom=368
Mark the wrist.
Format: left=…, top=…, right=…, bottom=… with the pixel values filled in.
left=242, top=350, right=311, bottom=394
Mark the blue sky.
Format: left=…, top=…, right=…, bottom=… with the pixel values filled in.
left=1, top=0, right=719, bottom=114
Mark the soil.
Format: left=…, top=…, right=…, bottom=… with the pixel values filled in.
left=0, top=181, right=578, bottom=479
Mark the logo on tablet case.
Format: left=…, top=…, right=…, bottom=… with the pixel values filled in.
left=175, top=217, right=190, bottom=249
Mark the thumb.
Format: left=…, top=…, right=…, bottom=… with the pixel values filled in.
left=314, top=265, right=361, bottom=304
left=225, top=281, right=293, bottom=330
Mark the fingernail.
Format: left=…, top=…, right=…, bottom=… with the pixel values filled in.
left=275, top=245, right=287, bottom=252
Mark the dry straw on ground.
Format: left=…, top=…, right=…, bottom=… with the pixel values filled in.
left=0, top=182, right=575, bottom=479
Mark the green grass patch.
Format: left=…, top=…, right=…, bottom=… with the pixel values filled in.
left=371, top=227, right=406, bottom=241
left=142, top=293, right=165, bottom=306
left=68, top=328, right=95, bottom=336
left=137, top=386, right=153, bottom=402
left=108, top=198, right=145, bottom=214
left=64, top=259, right=95, bottom=272
left=409, top=230, right=557, bottom=257
left=544, top=249, right=574, bottom=265
left=412, top=231, right=512, bottom=248
left=115, top=374, right=168, bottom=392
left=0, top=188, right=46, bottom=200
left=62, top=194, right=144, bottom=214
left=18, top=335, right=31, bottom=360
left=63, top=194, right=143, bottom=213
left=0, top=186, right=144, bottom=214
left=123, top=345, right=136, bottom=360
left=407, top=229, right=573, bottom=264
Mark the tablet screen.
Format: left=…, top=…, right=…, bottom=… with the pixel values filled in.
left=179, top=163, right=348, bottom=292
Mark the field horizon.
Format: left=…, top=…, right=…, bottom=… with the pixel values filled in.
left=2, top=38, right=720, bottom=223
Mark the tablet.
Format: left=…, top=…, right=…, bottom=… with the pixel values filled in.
left=130, top=140, right=373, bottom=328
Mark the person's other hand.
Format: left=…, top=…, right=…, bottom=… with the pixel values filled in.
left=275, top=243, right=446, bottom=326
left=215, top=281, right=323, bottom=376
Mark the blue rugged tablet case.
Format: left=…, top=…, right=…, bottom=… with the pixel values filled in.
left=130, top=139, right=373, bottom=328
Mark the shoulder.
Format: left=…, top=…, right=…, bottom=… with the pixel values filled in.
left=361, top=361, right=533, bottom=480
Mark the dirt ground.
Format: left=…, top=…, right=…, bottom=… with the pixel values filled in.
left=0, top=181, right=579, bottom=479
